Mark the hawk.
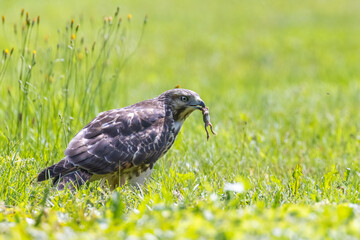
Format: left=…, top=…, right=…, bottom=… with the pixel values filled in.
left=37, top=88, right=206, bottom=190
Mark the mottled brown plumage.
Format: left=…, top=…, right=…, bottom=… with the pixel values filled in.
left=37, top=89, right=205, bottom=190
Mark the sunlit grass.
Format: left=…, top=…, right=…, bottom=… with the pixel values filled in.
left=1, top=0, right=360, bottom=238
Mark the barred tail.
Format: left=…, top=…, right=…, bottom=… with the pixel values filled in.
left=38, top=158, right=92, bottom=190
left=37, top=158, right=75, bottom=182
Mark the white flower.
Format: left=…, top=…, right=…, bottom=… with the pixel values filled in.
left=224, top=182, right=245, bottom=193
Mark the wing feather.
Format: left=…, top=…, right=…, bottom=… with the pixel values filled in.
left=63, top=103, right=167, bottom=175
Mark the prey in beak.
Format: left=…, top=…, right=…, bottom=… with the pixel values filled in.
left=201, top=107, right=216, bottom=140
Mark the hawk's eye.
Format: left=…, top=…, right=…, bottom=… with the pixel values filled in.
left=180, top=96, right=189, bottom=102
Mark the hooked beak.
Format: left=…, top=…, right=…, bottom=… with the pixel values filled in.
left=190, top=98, right=205, bottom=110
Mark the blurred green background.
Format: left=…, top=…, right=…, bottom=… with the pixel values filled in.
left=1, top=0, right=360, bottom=238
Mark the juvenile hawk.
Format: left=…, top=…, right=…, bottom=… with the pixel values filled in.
left=37, top=89, right=206, bottom=190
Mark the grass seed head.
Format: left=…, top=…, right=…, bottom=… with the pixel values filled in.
left=144, top=15, right=148, bottom=24
left=20, top=8, right=24, bottom=17
left=115, top=6, right=120, bottom=16
left=2, top=16, right=5, bottom=24
left=127, top=14, right=132, bottom=21
left=32, top=50, right=36, bottom=64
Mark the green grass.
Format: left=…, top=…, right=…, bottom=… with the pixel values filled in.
left=1, top=0, right=360, bottom=239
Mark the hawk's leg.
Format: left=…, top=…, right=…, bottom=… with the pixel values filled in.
left=99, top=166, right=153, bottom=190
left=127, top=168, right=153, bottom=186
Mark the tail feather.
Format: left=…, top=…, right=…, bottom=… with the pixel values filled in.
left=37, top=158, right=75, bottom=182
left=54, top=170, right=92, bottom=190
left=38, top=158, right=92, bottom=190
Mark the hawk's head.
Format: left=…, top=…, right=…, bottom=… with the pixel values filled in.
left=160, top=89, right=205, bottom=122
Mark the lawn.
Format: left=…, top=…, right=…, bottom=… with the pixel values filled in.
left=1, top=0, right=360, bottom=239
